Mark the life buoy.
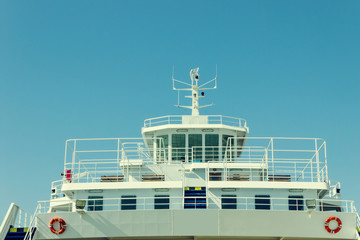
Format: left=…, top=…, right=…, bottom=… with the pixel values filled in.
left=49, top=217, right=66, bottom=234
left=325, top=216, right=342, bottom=234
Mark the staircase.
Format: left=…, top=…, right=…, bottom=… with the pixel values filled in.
left=354, top=205, right=360, bottom=239
left=0, top=203, right=34, bottom=240
left=4, top=227, right=36, bottom=240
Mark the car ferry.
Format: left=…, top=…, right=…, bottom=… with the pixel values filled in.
left=1, top=68, right=359, bottom=240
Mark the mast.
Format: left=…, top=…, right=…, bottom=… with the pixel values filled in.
left=173, top=67, right=217, bottom=116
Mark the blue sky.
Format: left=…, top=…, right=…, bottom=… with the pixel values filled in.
left=0, top=0, right=359, bottom=219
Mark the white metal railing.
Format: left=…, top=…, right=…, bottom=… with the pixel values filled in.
left=37, top=196, right=354, bottom=214
left=352, top=204, right=360, bottom=235
left=0, top=203, right=32, bottom=240
left=143, top=115, right=247, bottom=128
left=23, top=204, right=40, bottom=240
left=52, top=137, right=329, bottom=194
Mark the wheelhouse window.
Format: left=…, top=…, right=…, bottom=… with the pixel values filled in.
left=221, top=195, right=237, bottom=209
left=289, top=196, right=304, bottom=211
left=255, top=195, right=271, bottom=210
left=189, top=134, right=202, bottom=162
left=88, top=196, right=103, bottom=211
left=205, top=134, right=219, bottom=161
left=121, top=195, right=136, bottom=210
left=172, top=134, right=185, bottom=161
left=154, top=195, right=170, bottom=209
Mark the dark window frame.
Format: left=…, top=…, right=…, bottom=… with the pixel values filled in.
left=88, top=196, right=103, bottom=211
left=288, top=195, right=304, bottom=211
left=222, top=194, right=237, bottom=209
left=121, top=195, right=136, bottom=210
left=154, top=195, right=170, bottom=209
left=255, top=195, right=271, bottom=210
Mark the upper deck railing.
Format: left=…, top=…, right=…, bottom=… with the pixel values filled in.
left=39, top=196, right=355, bottom=214
left=143, top=115, right=247, bottom=128
left=55, top=137, right=328, bottom=194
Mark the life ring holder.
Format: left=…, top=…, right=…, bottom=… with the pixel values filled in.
left=49, top=217, right=67, bottom=234
left=325, top=216, right=342, bottom=234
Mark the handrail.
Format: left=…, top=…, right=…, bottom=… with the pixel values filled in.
left=0, top=203, right=18, bottom=240
left=24, top=204, right=40, bottom=240
left=38, top=196, right=355, bottom=213
left=143, top=115, right=247, bottom=128
left=0, top=203, right=32, bottom=240
left=59, top=137, right=328, bottom=185
left=352, top=204, right=360, bottom=235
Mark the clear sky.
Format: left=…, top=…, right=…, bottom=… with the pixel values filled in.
left=0, top=0, right=359, bottom=219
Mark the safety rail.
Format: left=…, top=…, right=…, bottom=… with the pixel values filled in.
left=0, top=203, right=32, bottom=240
left=23, top=204, right=40, bottom=240
left=353, top=205, right=360, bottom=236
left=143, top=115, right=247, bottom=128
left=38, top=197, right=354, bottom=213
left=57, top=137, right=328, bottom=189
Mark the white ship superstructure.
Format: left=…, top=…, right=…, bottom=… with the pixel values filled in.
left=1, top=68, right=359, bottom=240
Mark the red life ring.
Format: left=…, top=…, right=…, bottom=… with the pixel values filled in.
left=325, top=216, right=342, bottom=234
left=49, top=217, right=67, bottom=234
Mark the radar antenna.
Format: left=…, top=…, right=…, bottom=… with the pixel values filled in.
left=172, top=67, right=217, bottom=116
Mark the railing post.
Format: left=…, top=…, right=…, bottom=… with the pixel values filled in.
left=315, top=139, right=320, bottom=182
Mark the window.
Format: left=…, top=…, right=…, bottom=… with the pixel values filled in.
left=189, top=134, right=202, bottom=162
left=289, top=196, right=304, bottom=211
left=154, top=195, right=170, bottom=209
left=222, top=195, right=236, bottom=209
left=121, top=195, right=136, bottom=210
left=255, top=195, right=270, bottom=210
left=184, top=187, right=206, bottom=209
left=172, top=134, right=186, bottom=161
left=88, top=196, right=103, bottom=211
left=205, top=134, right=219, bottom=161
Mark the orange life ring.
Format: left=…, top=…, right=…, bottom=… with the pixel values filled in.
left=325, top=216, right=342, bottom=234
left=49, top=217, right=66, bottom=234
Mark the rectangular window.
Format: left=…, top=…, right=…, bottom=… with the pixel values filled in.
left=121, top=195, right=136, bottom=210
left=222, top=195, right=237, bottom=209
left=255, top=195, right=270, bottom=210
left=184, top=187, right=207, bottom=209
left=189, top=134, right=202, bottom=162
left=205, top=134, right=219, bottom=161
left=87, top=196, right=103, bottom=211
left=154, top=195, right=170, bottom=209
left=172, top=134, right=186, bottom=161
left=289, top=196, right=304, bottom=211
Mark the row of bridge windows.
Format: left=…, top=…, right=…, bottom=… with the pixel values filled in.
left=157, top=134, right=244, bottom=161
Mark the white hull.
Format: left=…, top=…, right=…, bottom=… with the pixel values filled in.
left=34, top=210, right=358, bottom=240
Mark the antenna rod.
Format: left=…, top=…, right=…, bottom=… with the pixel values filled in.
left=173, top=67, right=217, bottom=116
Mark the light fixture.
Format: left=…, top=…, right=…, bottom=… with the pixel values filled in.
left=306, top=199, right=316, bottom=210
left=88, top=189, right=103, bottom=193
left=221, top=188, right=236, bottom=192
left=75, top=200, right=86, bottom=210
left=289, top=189, right=303, bottom=193
left=154, top=188, right=169, bottom=192
left=176, top=129, right=188, bottom=132
left=202, top=129, right=214, bottom=132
